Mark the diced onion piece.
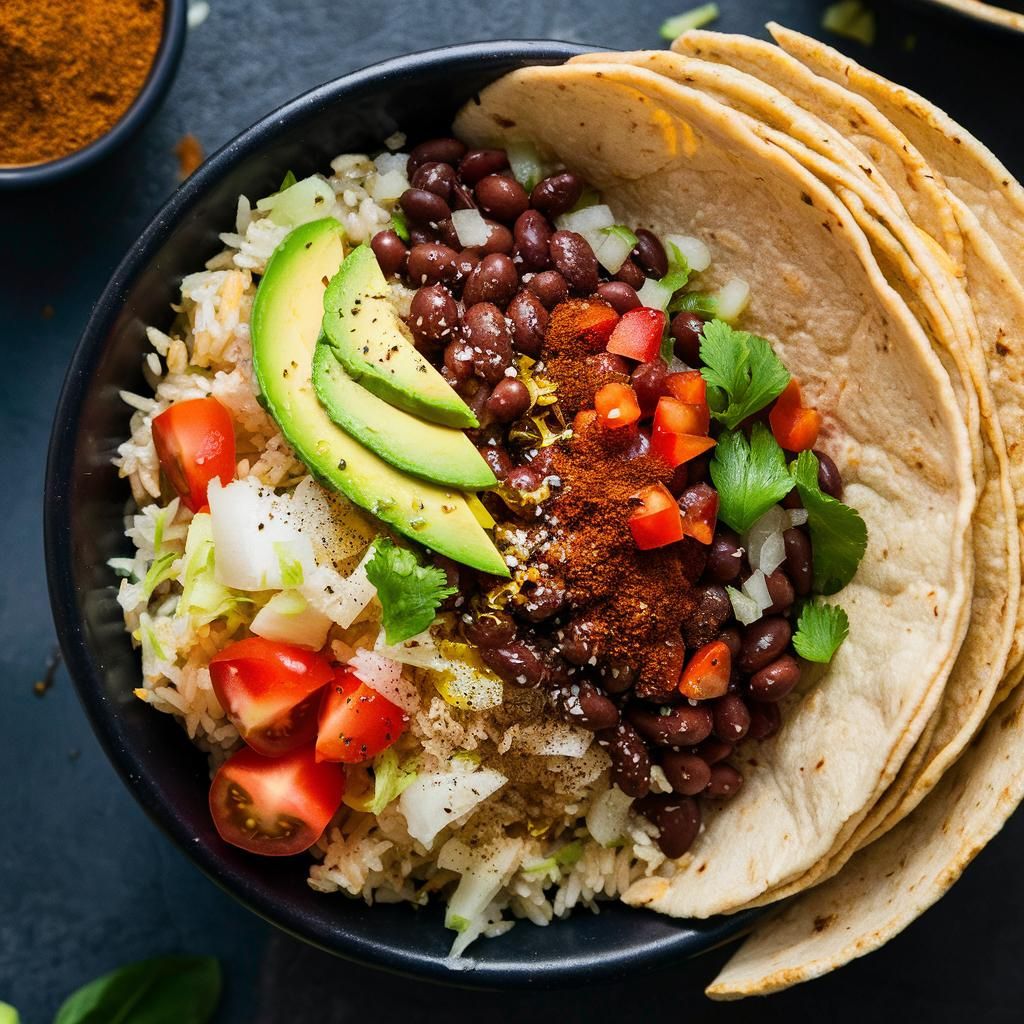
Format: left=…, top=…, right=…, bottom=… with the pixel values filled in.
left=746, top=506, right=789, bottom=576
left=348, top=648, right=419, bottom=713
left=256, top=175, right=335, bottom=227
left=451, top=208, right=492, bottom=248
left=637, top=276, right=675, bottom=311
left=373, top=151, right=407, bottom=176
left=250, top=590, right=332, bottom=650
left=507, top=140, right=545, bottom=191
left=664, top=233, right=711, bottom=273
left=374, top=629, right=446, bottom=669
left=786, top=508, right=809, bottom=528
left=727, top=585, right=763, bottom=626
left=371, top=169, right=409, bottom=203
left=400, top=766, right=508, bottom=848
left=742, top=569, right=773, bottom=612
left=556, top=203, right=615, bottom=234
left=713, top=277, right=750, bottom=322
left=586, top=785, right=634, bottom=847
left=590, top=225, right=638, bottom=274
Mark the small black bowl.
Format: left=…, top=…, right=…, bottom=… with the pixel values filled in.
left=45, top=40, right=759, bottom=987
left=0, top=0, right=187, bottom=189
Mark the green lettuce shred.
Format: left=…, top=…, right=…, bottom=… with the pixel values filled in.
left=659, top=3, right=720, bottom=41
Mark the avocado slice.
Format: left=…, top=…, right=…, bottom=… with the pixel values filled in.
left=312, top=342, right=496, bottom=490
left=250, top=218, right=508, bottom=577
left=321, top=244, right=477, bottom=428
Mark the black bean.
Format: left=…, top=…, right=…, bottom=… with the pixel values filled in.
left=764, top=569, right=795, bottom=615
left=634, top=793, right=701, bottom=858
left=749, top=654, right=801, bottom=702
left=480, top=445, right=512, bottom=481
left=400, top=187, right=451, bottom=225
left=699, top=584, right=732, bottom=631
left=409, top=284, right=458, bottom=344
left=630, top=360, right=669, bottom=416
left=782, top=489, right=804, bottom=511
left=410, top=161, right=456, bottom=201
left=670, top=312, right=705, bottom=365
left=597, top=722, right=651, bottom=798
left=632, top=228, right=668, bottom=278
left=627, top=704, right=713, bottom=747
left=407, top=242, right=459, bottom=285
left=369, top=229, right=408, bottom=278
left=717, top=626, right=742, bottom=662
left=529, top=172, right=584, bottom=217
left=485, top=377, right=530, bottom=424
left=747, top=700, right=782, bottom=740
left=706, top=763, right=744, bottom=800
left=660, top=750, right=712, bottom=796
left=587, top=351, right=631, bottom=381
left=475, top=174, right=529, bottom=223
left=437, top=218, right=463, bottom=251
left=615, top=258, right=646, bottom=290
left=481, top=641, right=547, bottom=687
left=453, top=248, right=481, bottom=285
left=712, top=694, right=751, bottom=743
left=462, top=253, right=518, bottom=308
left=738, top=617, right=792, bottom=673
left=526, top=270, right=570, bottom=309
left=408, top=137, right=466, bottom=175
left=478, top=220, right=514, bottom=255
left=465, top=383, right=493, bottom=433
left=518, top=579, right=567, bottom=623
left=599, top=659, right=637, bottom=694
left=556, top=681, right=620, bottom=731
left=597, top=281, right=641, bottom=314
left=462, top=610, right=517, bottom=649
left=451, top=180, right=477, bottom=211
left=549, top=230, right=600, bottom=294
left=507, top=290, right=549, bottom=357
left=784, top=528, right=812, bottom=597
left=513, top=210, right=553, bottom=271
left=505, top=464, right=541, bottom=492
left=526, top=446, right=557, bottom=479
left=409, top=226, right=437, bottom=247
left=559, top=618, right=599, bottom=666
left=462, top=302, right=514, bottom=384
left=694, top=737, right=733, bottom=765
left=687, top=455, right=711, bottom=485
left=459, top=149, right=510, bottom=184
left=815, top=449, right=843, bottom=499
left=443, top=339, right=475, bottom=385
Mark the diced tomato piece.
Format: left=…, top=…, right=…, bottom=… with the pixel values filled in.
left=607, top=307, right=666, bottom=362
left=679, top=482, right=719, bottom=545
left=769, top=378, right=822, bottom=452
left=651, top=428, right=716, bottom=469
left=209, top=638, right=334, bottom=757
left=595, top=382, right=642, bottom=430
left=209, top=745, right=346, bottom=856
left=316, top=667, right=409, bottom=764
left=576, top=302, right=621, bottom=350
left=628, top=482, right=684, bottom=550
left=654, top=396, right=710, bottom=437
left=665, top=370, right=707, bottom=405
left=152, top=397, right=236, bottom=512
left=678, top=640, right=731, bottom=700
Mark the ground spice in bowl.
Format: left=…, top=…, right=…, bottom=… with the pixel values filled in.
left=0, top=0, right=165, bottom=167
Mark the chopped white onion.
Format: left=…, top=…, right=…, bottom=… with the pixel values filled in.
left=786, top=508, right=809, bottom=528
left=556, top=203, right=615, bottom=234
left=664, top=233, right=711, bottom=272
left=256, top=175, right=335, bottom=228
left=589, top=227, right=637, bottom=274
left=586, top=785, right=634, bottom=847
left=637, top=276, right=675, bottom=311
left=400, top=767, right=507, bottom=848
left=451, top=208, right=491, bottom=248
left=250, top=591, right=333, bottom=650
left=745, top=506, right=789, bottom=576
left=727, top=585, right=762, bottom=625
left=373, top=151, right=407, bottom=176
left=742, top=569, right=773, bottom=612
left=507, top=140, right=545, bottom=190
left=350, top=649, right=420, bottom=713
left=374, top=629, right=445, bottom=669
left=714, top=277, right=750, bottom=322
left=370, top=169, right=409, bottom=203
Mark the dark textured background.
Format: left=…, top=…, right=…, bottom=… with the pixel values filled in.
left=4, top=0, right=1024, bottom=1020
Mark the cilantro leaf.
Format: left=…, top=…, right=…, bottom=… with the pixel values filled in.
left=791, top=450, right=868, bottom=594
left=793, top=601, right=850, bottom=663
left=709, top=424, right=794, bottom=533
left=668, top=290, right=717, bottom=317
left=700, top=319, right=791, bottom=429
left=389, top=208, right=410, bottom=242
left=364, top=538, right=456, bottom=644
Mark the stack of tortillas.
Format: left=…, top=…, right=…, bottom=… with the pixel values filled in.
left=456, top=24, right=1024, bottom=997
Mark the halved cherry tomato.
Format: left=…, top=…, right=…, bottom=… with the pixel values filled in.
left=664, top=370, right=707, bottom=405
left=316, top=667, right=409, bottom=764
left=679, top=640, right=731, bottom=700
left=653, top=396, right=710, bottom=437
left=595, top=382, right=642, bottom=429
left=628, top=482, right=684, bottom=550
left=209, top=638, right=334, bottom=757
left=651, top=428, right=716, bottom=469
left=152, top=397, right=236, bottom=512
left=679, top=482, right=719, bottom=545
left=769, top=379, right=821, bottom=452
left=606, top=307, right=666, bottom=362
left=574, top=301, right=621, bottom=350
left=209, top=744, right=346, bottom=856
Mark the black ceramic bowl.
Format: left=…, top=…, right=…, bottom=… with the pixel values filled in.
left=0, top=0, right=187, bottom=190
left=45, top=41, right=758, bottom=987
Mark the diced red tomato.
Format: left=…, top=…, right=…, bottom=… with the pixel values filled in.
left=653, top=396, right=710, bottom=437
left=606, top=307, right=666, bottom=362
left=573, top=408, right=598, bottom=434
left=209, top=638, right=334, bottom=757
left=678, top=640, right=731, bottom=700
left=152, top=397, right=236, bottom=512
left=664, top=370, right=707, bottom=406
left=316, top=667, right=409, bottom=764
left=628, top=482, right=684, bottom=550
left=679, top=482, right=719, bottom=545
left=651, top=428, right=716, bottom=469
left=595, top=382, right=642, bottom=430
left=209, top=745, right=346, bottom=856
left=576, top=302, right=621, bottom=350
left=769, top=378, right=821, bottom=452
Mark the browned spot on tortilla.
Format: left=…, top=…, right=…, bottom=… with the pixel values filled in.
left=996, top=341, right=1011, bottom=357
left=815, top=758, right=825, bottom=770
left=813, top=914, right=835, bottom=933
left=800, top=191, right=813, bottom=205
left=492, top=114, right=516, bottom=128
left=697, top=862, right=707, bottom=873
left=822, top=221, right=832, bottom=233
left=595, top=71, right=603, bottom=78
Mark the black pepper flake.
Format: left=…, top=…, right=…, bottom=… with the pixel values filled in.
left=337, top=459, right=347, bottom=470
left=304, top=241, right=313, bottom=250
left=321, top=275, right=330, bottom=287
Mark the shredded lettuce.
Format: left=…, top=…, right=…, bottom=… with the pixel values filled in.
left=522, top=840, right=584, bottom=874
left=178, top=514, right=251, bottom=627
left=659, top=3, right=720, bottom=40
left=273, top=542, right=305, bottom=588
left=366, top=748, right=418, bottom=815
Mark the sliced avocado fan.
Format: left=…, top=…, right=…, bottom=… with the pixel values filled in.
left=250, top=218, right=508, bottom=577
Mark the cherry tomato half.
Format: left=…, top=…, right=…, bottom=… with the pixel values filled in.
left=152, top=397, right=236, bottom=512
left=679, top=640, right=731, bottom=700
left=769, top=379, right=821, bottom=452
left=209, top=638, right=334, bottom=757
left=679, top=482, right=719, bottom=545
left=209, top=744, right=346, bottom=856
left=316, top=667, right=409, bottom=764
left=606, top=307, right=666, bottom=362
left=628, top=482, right=684, bottom=550
left=595, top=382, right=642, bottom=430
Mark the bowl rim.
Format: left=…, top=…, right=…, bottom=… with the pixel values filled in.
left=44, top=38, right=761, bottom=987
left=0, top=0, right=188, bottom=189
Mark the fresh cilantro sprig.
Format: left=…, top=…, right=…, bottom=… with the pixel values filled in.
left=791, top=450, right=868, bottom=594
left=793, top=601, right=850, bottom=663
left=365, top=538, right=456, bottom=644
left=700, top=320, right=790, bottom=429
left=709, top=423, right=795, bottom=533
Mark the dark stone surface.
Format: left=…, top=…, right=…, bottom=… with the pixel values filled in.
left=3, top=0, right=1023, bottom=1019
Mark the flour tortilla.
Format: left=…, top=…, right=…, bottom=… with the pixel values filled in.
left=919, top=0, right=1024, bottom=32
left=455, top=62, right=975, bottom=918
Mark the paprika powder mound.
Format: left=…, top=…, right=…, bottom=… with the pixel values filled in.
left=0, top=0, right=165, bottom=167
